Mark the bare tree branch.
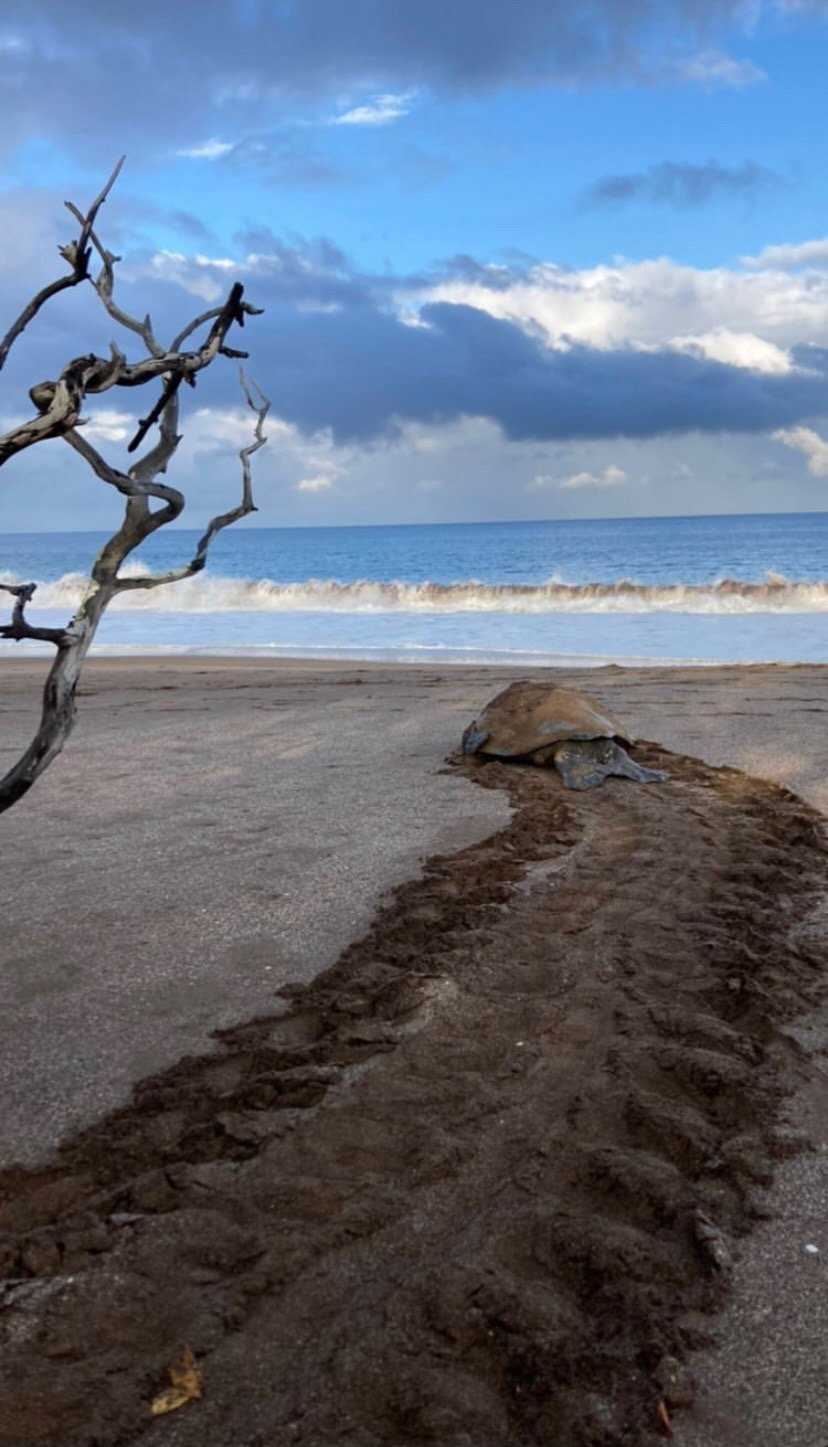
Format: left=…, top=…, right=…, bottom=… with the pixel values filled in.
left=0, top=282, right=250, bottom=469
left=126, top=373, right=186, bottom=454
left=63, top=210, right=165, bottom=360
left=116, top=369, right=269, bottom=592
left=128, top=389, right=182, bottom=484
left=0, top=583, right=68, bottom=644
left=62, top=428, right=186, bottom=514
left=0, top=162, right=268, bottom=815
left=171, top=300, right=263, bottom=353
left=0, top=157, right=125, bottom=374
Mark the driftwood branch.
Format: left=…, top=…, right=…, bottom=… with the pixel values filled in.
left=0, top=583, right=68, bottom=644
left=127, top=372, right=185, bottom=454
left=172, top=300, right=263, bottom=354
left=116, top=370, right=270, bottom=593
left=0, top=158, right=124, bottom=374
left=0, top=280, right=250, bottom=469
left=62, top=428, right=186, bottom=515
left=64, top=211, right=164, bottom=360
left=0, top=162, right=268, bottom=815
left=128, top=388, right=182, bottom=485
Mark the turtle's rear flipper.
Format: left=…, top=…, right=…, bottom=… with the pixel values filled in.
left=552, top=738, right=668, bottom=791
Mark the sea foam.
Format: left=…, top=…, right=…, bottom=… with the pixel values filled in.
left=3, top=568, right=828, bottom=615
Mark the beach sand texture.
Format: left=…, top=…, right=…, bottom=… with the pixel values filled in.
left=2, top=658, right=828, bottom=1445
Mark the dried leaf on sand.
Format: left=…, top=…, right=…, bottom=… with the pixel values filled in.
left=150, top=1346, right=202, bottom=1416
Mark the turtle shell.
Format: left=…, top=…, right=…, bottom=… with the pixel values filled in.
left=461, top=682, right=631, bottom=760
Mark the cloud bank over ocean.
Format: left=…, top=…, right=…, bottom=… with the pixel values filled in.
left=3, top=0, right=828, bottom=527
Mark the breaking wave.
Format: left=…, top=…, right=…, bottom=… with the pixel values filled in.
left=4, top=568, right=828, bottom=615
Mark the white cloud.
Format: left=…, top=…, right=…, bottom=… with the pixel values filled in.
left=292, top=444, right=346, bottom=494
left=561, top=464, right=627, bottom=491
left=176, top=138, right=234, bottom=160
left=398, top=416, right=503, bottom=454
left=156, top=407, right=346, bottom=502
left=296, top=474, right=334, bottom=492
left=82, top=410, right=137, bottom=444
left=411, top=253, right=828, bottom=360
left=332, top=91, right=415, bottom=127
left=183, top=407, right=294, bottom=456
left=131, top=243, right=343, bottom=309
left=139, top=239, right=828, bottom=378
left=529, top=464, right=627, bottom=491
left=135, top=249, right=236, bottom=302
left=668, top=328, right=792, bottom=374
left=742, top=237, right=828, bottom=269
left=773, top=426, right=828, bottom=476
left=678, top=49, right=767, bottom=87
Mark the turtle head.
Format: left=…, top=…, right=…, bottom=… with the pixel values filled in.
left=461, top=722, right=490, bottom=756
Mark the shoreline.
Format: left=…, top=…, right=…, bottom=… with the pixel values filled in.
left=3, top=650, right=825, bottom=680
left=2, top=646, right=802, bottom=667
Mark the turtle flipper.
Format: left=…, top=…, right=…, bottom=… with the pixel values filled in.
left=552, top=738, right=667, bottom=791
left=607, top=744, right=668, bottom=786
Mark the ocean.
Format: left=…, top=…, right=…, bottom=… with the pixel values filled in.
left=2, top=512, right=828, bottom=667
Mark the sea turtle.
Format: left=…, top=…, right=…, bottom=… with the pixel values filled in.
left=461, top=682, right=667, bottom=791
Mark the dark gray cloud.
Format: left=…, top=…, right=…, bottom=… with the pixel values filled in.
left=243, top=298, right=828, bottom=444
left=583, top=159, right=784, bottom=207
left=0, top=2, right=761, bottom=157
left=3, top=212, right=827, bottom=461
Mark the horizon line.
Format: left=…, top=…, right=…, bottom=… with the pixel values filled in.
left=6, top=507, right=828, bottom=536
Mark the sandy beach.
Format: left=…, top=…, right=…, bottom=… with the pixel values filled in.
left=2, top=655, right=828, bottom=1162
left=2, top=656, right=828, bottom=1445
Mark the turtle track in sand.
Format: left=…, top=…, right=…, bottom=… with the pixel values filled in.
left=1, top=744, right=828, bottom=1446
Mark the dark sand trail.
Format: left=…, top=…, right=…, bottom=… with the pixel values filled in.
left=2, top=742, right=826, bottom=1446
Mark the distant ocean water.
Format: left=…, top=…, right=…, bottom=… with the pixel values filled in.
left=2, top=513, right=828, bottom=666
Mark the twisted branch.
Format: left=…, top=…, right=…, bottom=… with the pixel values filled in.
left=116, top=371, right=269, bottom=592
left=0, top=282, right=249, bottom=468
left=0, top=158, right=125, bottom=374
left=0, top=160, right=269, bottom=815
left=64, top=213, right=164, bottom=360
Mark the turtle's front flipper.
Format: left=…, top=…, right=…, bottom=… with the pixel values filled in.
left=608, top=743, right=668, bottom=786
left=552, top=738, right=668, bottom=791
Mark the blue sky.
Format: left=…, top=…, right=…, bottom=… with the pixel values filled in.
left=3, top=0, right=828, bottom=528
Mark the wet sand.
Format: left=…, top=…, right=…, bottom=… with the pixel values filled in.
left=2, top=657, right=828, bottom=1445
